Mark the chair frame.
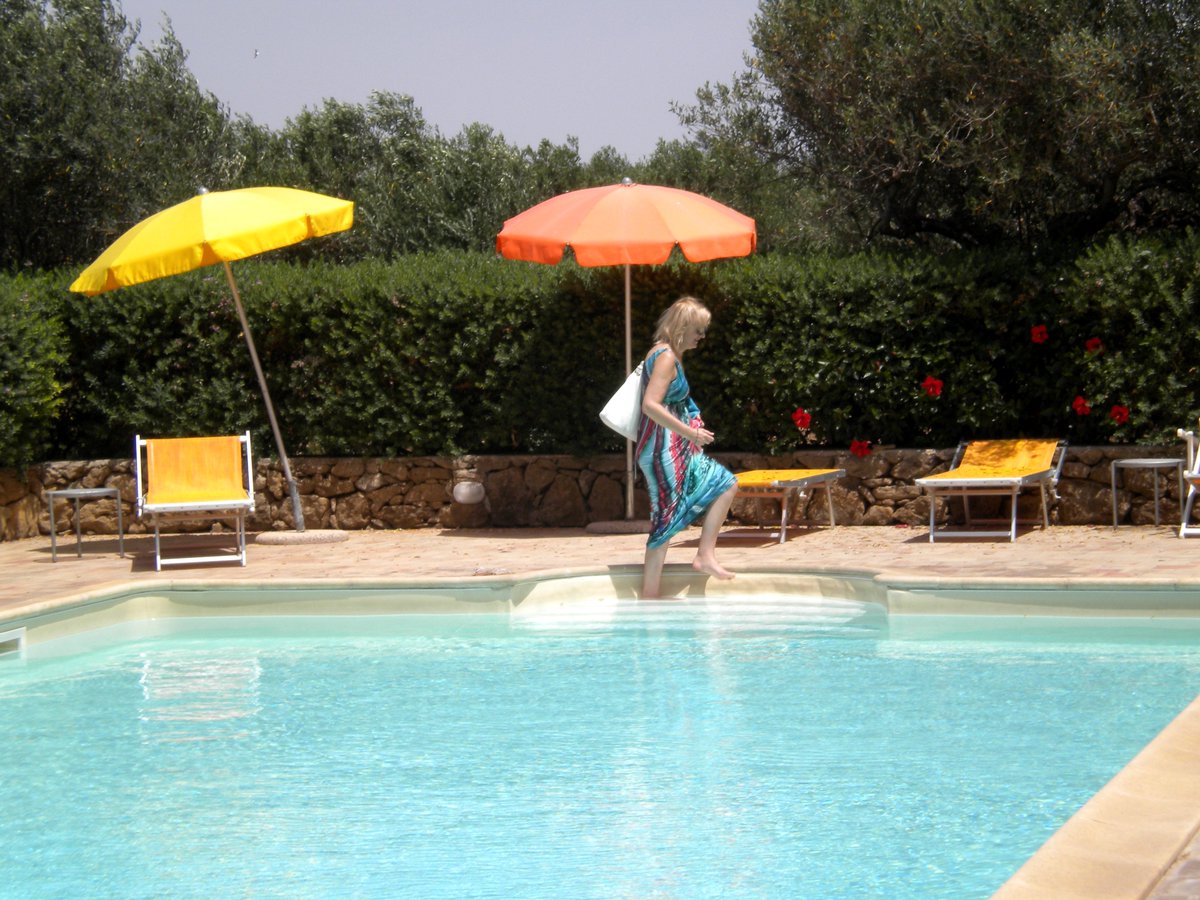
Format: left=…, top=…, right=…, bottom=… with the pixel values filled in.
left=916, top=440, right=1067, bottom=542
left=135, top=432, right=255, bottom=570
left=1177, top=426, right=1200, bottom=538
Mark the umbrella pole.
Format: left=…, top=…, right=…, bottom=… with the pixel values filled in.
left=223, top=261, right=307, bottom=532
left=624, top=264, right=635, bottom=520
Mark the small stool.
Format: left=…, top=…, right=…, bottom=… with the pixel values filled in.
left=1110, top=458, right=1185, bottom=527
left=47, top=487, right=126, bottom=561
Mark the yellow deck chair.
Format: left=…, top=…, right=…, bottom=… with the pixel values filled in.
left=734, top=468, right=846, bottom=543
left=135, top=432, right=255, bottom=570
left=915, top=439, right=1066, bottom=542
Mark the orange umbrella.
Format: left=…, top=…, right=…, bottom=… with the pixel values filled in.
left=497, top=178, right=756, bottom=518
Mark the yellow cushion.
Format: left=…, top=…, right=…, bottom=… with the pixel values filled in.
left=736, top=469, right=842, bottom=489
left=925, top=439, right=1059, bottom=481
left=144, top=436, right=248, bottom=505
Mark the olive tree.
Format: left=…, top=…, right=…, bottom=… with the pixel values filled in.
left=679, top=0, right=1200, bottom=247
left=0, top=0, right=249, bottom=269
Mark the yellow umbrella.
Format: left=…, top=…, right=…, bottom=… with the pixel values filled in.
left=70, top=186, right=355, bottom=531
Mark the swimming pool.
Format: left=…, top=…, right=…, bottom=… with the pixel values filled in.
left=3, top=593, right=1200, bottom=899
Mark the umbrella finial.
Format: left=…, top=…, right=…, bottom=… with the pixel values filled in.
left=197, top=186, right=209, bottom=195
left=621, top=176, right=633, bottom=186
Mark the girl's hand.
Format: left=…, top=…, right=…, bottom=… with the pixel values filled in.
left=688, top=425, right=715, bottom=446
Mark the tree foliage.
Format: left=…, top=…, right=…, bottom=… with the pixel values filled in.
left=0, top=0, right=252, bottom=269
left=1, top=0, right=710, bottom=269
left=680, top=0, right=1200, bottom=248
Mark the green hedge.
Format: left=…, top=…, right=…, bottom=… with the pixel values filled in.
left=703, top=234, right=1200, bottom=451
left=3, top=234, right=1199, bottom=468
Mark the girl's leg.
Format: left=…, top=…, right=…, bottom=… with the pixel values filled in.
left=692, top=483, right=737, bottom=579
left=641, top=542, right=670, bottom=599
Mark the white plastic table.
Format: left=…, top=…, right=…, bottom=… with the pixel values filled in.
left=1110, top=458, right=1185, bottom=527
left=47, top=487, right=126, bottom=561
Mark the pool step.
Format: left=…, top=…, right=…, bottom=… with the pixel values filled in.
left=0, top=627, right=26, bottom=658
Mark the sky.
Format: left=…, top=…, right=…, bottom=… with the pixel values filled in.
left=119, top=0, right=762, bottom=161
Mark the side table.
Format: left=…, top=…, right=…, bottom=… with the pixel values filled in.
left=47, top=487, right=126, bottom=561
left=1110, top=458, right=1185, bottom=527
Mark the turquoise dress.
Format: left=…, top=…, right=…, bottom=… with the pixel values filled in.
left=636, top=347, right=736, bottom=548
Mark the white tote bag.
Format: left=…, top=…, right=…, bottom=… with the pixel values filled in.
left=599, top=362, right=645, bottom=441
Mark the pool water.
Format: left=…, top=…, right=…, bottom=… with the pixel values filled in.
left=3, top=596, right=1200, bottom=899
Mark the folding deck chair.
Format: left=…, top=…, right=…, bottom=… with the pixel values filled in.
left=915, top=439, right=1066, bottom=542
left=135, top=432, right=255, bottom=570
left=1178, top=425, right=1200, bottom=538
left=734, top=468, right=846, bottom=543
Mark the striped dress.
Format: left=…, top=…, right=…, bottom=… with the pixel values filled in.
left=636, top=347, right=736, bottom=548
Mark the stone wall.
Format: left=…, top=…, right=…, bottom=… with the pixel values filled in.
left=0, top=445, right=1190, bottom=542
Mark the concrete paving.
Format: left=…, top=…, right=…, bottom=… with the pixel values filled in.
left=6, top=521, right=1200, bottom=614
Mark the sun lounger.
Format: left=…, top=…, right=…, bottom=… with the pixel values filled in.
left=734, top=468, right=846, bottom=543
left=915, top=439, right=1066, bottom=542
left=135, top=432, right=255, bottom=570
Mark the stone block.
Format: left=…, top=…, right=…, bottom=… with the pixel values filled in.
left=891, top=449, right=941, bottom=481
left=379, top=459, right=410, bottom=480
left=355, top=471, right=388, bottom=493
left=410, top=464, right=451, bottom=483
left=330, top=458, right=366, bottom=479
left=80, top=465, right=111, bottom=489
left=525, top=459, right=558, bottom=494
left=1055, top=478, right=1108, bottom=525
left=0, top=468, right=29, bottom=505
left=586, top=475, right=624, bottom=522
left=440, top=492, right=491, bottom=527
left=332, top=492, right=371, bottom=530
left=535, top=474, right=587, bottom=527
left=862, top=505, right=894, bottom=525
left=366, top=484, right=407, bottom=512
left=486, top=468, right=531, bottom=527
left=828, top=485, right=866, bottom=525
left=309, top=475, right=356, bottom=498
left=405, top=482, right=449, bottom=506
left=41, top=460, right=89, bottom=487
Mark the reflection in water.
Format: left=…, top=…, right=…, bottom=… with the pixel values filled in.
left=137, top=652, right=262, bottom=742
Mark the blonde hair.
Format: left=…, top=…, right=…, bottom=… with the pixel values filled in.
left=653, top=296, right=711, bottom=353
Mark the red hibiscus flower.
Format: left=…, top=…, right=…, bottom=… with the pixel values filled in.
left=1085, top=337, right=1104, bottom=354
left=921, top=375, right=943, bottom=398
left=1072, top=395, right=1092, bottom=415
left=791, top=407, right=812, bottom=430
left=1031, top=324, right=1048, bottom=344
left=850, top=439, right=872, bottom=458
left=1109, top=404, right=1130, bottom=424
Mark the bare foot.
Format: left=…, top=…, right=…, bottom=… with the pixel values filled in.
left=692, top=558, right=735, bottom=580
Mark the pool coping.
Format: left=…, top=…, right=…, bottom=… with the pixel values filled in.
left=4, top=563, right=1200, bottom=898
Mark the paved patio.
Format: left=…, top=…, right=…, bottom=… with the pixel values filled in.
left=5, top=520, right=1200, bottom=614
left=3, top=521, right=1200, bottom=897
